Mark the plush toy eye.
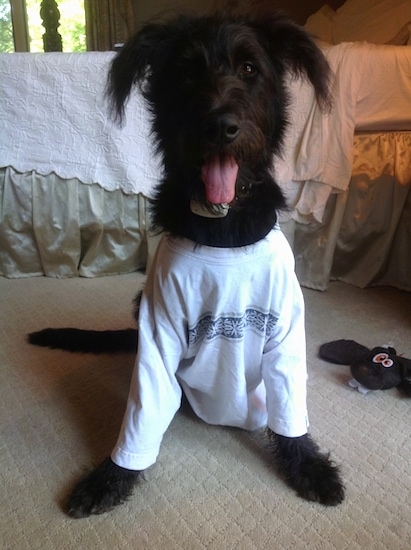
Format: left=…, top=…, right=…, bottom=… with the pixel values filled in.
left=239, top=62, right=257, bottom=79
left=373, top=353, right=394, bottom=368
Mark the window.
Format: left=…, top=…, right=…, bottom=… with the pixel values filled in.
left=0, top=0, right=17, bottom=51
left=0, top=0, right=86, bottom=52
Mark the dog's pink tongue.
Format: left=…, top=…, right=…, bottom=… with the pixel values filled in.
left=201, top=156, right=239, bottom=204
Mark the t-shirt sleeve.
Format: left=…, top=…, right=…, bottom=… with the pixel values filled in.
left=261, top=272, right=309, bottom=438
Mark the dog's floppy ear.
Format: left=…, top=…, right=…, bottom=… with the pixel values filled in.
left=106, top=22, right=171, bottom=122
left=252, top=14, right=333, bottom=110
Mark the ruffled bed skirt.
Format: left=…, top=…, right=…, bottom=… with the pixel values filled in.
left=289, top=132, right=411, bottom=291
left=0, top=168, right=151, bottom=278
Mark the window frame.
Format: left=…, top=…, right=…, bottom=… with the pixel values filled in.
left=10, top=0, right=30, bottom=51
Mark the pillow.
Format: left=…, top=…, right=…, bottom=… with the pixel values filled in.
left=332, top=0, right=411, bottom=44
left=385, top=21, right=411, bottom=45
left=304, top=5, right=335, bottom=44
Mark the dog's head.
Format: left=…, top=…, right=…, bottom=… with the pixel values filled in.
left=107, top=12, right=332, bottom=245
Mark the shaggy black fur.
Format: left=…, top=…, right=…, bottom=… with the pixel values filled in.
left=28, top=10, right=345, bottom=517
left=66, top=458, right=142, bottom=518
left=267, top=431, right=344, bottom=505
left=108, top=11, right=331, bottom=248
left=28, top=327, right=137, bottom=353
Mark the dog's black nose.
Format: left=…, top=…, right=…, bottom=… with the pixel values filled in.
left=206, top=114, right=240, bottom=144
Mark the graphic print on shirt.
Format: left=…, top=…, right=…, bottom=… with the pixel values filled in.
left=188, top=308, right=279, bottom=347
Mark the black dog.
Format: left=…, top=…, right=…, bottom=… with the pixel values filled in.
left=29, top=11, right=344, bottom=517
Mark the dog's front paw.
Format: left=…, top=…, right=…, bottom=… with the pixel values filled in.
left=66, top=457, right=141, bottom=518
left=291, top=451, right=345, bottom=506
left=268, top=431, right=345, bottom=506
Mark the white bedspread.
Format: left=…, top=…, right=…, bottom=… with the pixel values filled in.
left=0, top=52, right=161, bottom=196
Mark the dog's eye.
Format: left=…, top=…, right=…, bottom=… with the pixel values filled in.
left=239, top=62, right=257, bottom=79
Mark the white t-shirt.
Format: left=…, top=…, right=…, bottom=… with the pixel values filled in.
left=112, top=228, right=309, bottom=470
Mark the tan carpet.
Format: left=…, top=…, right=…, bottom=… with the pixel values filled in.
left=1, top=274, right=410, bottom=549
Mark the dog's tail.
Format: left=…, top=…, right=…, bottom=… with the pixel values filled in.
left=27, top=328, right=137, bottom=354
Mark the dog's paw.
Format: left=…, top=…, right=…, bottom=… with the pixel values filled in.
left=268, top=431, right=345, bottom=506
left=291, top=453, right=345, bottom=506
left=66, top=457, right=141, bottom=518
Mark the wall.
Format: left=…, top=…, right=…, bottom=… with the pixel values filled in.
left=270, top=0, right=345, bottom=24
left=133, top=0, right=209, bottom=26
left=132, top=0, right=346, bottom=27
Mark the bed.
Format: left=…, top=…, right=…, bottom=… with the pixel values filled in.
left=0, top=0, right=410, bottom=290
left=0, top=51, right=159, bottom=278
left=286, top=0, right=411, bottom=291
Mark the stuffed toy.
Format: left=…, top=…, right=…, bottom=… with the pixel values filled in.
left=319, top=340, right=411, bottom=396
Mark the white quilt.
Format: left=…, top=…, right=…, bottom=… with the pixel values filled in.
left=0, top=52, right=162, bottom=196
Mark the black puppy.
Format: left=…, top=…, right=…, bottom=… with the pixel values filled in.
left=29, top=11, right=344, bottom=517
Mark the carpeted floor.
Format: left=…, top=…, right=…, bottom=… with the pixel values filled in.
left=1, top=273, right=410, bottom=549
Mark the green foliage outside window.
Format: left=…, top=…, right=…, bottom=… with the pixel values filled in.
left=0, top=0, right=14, bottom=52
